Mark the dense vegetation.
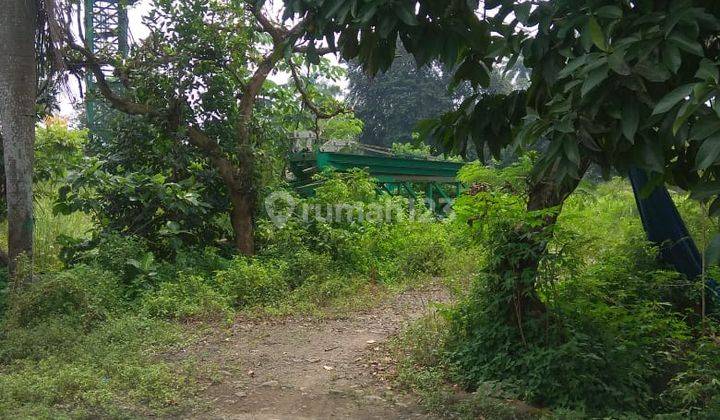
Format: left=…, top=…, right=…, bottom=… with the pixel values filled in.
left=394, top=160, right=720, bottom=418
left=1, top=0, right=720, bottom=418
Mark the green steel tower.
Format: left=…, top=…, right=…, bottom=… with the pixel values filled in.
left=84, top=0, right=130, bottom=139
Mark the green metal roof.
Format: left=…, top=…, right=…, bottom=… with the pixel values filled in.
left=289, top=151, right=464, bottom=184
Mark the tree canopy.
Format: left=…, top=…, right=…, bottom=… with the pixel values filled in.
left=347, top=44, right=455, bottom=147
left=281, top=0, right=720, bottom=212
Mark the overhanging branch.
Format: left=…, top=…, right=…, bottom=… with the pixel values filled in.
left=288, top=61, right=350, bottom=120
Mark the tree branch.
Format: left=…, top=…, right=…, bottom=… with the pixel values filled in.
left=66, top=42, right=241, bottom=190
left=293, top=44, right=337, bottom=55
left=246, top=3, right=287, bottom=44
left=187, top=126, right=241, bottom=190
left=288, top=61, right=350, bottom=120
left=67, top=42, right=161, bottom=117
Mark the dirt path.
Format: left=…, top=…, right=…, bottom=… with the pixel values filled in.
left=185, top=285, right=450, bottom=419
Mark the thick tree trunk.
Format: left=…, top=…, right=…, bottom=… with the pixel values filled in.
left=0, top=248, right=8, bottom=267
left=230, top=189, right=255, bottom=256
left=229, top=142, right=256, bottom=256
left=0, top=0, right=36, bottom=279
left=513, top=161, right=591, bottom=320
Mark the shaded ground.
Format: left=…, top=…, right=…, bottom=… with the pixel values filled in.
left=184, top=285, right=450, bottom=419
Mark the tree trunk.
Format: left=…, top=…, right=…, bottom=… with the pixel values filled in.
left=0, top=0, right=36, bottom=279
left=230, top=189, right=255, bottom=256
left=0, top=248, right=8, bottom=267
left=513, top=161, right=591, bottom=319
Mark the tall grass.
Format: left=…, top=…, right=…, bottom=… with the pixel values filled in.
left=0, top=185, right=94, bottom=274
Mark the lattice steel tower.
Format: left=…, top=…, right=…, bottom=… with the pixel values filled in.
left=84, top=0, right=130, bottom=139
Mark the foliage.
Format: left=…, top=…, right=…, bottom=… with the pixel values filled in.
left=3, top=266, right=123, bottom=331
left=394, top=161, right=720, bottom=417
left=142, top=274, right=232, bottom=321
left=0, top=267, right=196, bottom=418
left=0, top=119, right=86, bottom=221
left=55, top=117, right=233, bottom=256
left=347, top=43, right=458, bottom=147
left=0, top=193, right=93, bottom=276
left=34, top=118, right=87, bottom=185
left=391, top=142, right=432, bottom=159
left=215, top=258, right=289, bottom=308
left=318, top=113, right=364, bottom=142
left=288, top=0, right=720, bottom=213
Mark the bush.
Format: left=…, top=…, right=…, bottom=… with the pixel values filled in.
left=0, top=315, right=190, bottom=418
left=215, top=257, right=289, bottom=308
left=141, top=275, right=232, bottom=321
left=433, top=165, right=720, bottom=417
left=4, top=266, right=122, bottom=330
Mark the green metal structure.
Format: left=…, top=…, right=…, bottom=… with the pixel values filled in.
left=84, top=0, right=130, bottom=140
left=289, top=151, right=465, bottom=212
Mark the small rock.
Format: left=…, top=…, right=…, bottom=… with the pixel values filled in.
left=234, top=391, right=248, bottom=398
left=260, top=380, right=279, bottom=388
left=323, top=365, right=335, bottom=371
left=366, top=340, right=377, bottom=344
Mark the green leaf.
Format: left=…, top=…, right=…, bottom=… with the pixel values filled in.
left=558, top=55, right=588, bottom=79
left=515, top=3, right=532, bottom=25
left=635, top=61, right=671, bottom=82
left=695, top=133, right=720, bottom=170
left=669, top=31, right=704, bottom=56
left=563, top=137, right=581, bottom=165
left=581, top=65, right=608, bottom=97
left=394, top=3, right=418, bottom=26
left=556, top=114, right=575, bottom=133
left=710, top=198, right=720, bottom=218
left=662, top=43, right=682, bottom=74
left=595, top=5, right=623, bottom=19
left=705, top=234, right=720, bottom=266
left=580, top=23, right=593, bottom=52
left=652, top=84, right=694, bottom=115
left=324, top=0, right=349, bottom=19
left=696, top=59, right=719, bottom=83
left=673, top=101, right=699, bottom=135
left=691, top=117, right=720, bottom=140
left=588, top=17, right=608, bottom=51
left=608, top=49, right=631, bottom=75
left=358, top=4, right=379, bottom=24
left=622, top=103, right=639, bottom=142
left=690, top=181, right=720, bottom=200
left=378, top=14, right=396, bottom=38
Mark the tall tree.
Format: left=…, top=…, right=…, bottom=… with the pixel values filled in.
left=347, top=43, right=525, bottom=149
left=62, top=0, right=341, bottom=255
left=347, top=44, right=454, bottom=147
left=0, top=0, right=37, bottom=277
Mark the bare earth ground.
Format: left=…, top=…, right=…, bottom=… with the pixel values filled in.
left=182, top=285, right=450, bottom=419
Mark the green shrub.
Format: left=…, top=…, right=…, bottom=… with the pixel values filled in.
left=437, top=166, right=720, bottom=417
left=4, top=266, right=122, bottom=330
left=141, top=275, right=232, bottom=321
left=0, top=315, right=190, bottom=418
left=215, top=257, right=289, bottom=308
left=664, top=335, right=720, bottom=417
left=390, top=222, right=452, bottom=277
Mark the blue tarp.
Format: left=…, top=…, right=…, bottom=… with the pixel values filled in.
left=628, top=168, right=719, bottom=301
